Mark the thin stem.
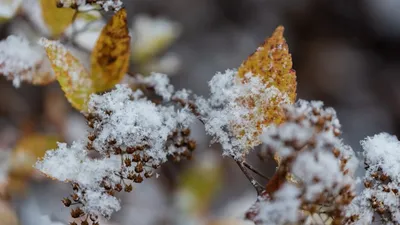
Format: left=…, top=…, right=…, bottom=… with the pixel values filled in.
left=243, top=161, right=270, bottom=180
left=236, top=161, right=265, bottom=195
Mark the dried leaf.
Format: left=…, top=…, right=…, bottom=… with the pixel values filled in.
left=40, top=0, right=75, bottom=37
left=237, top=26, right=296, bottom=103
left=90, top=8, right=130, bottom=92
left=233, top=26, right=297, bottom=149
left=40, top=38, right=94, bottom=111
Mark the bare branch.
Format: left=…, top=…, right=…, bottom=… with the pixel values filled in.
left=236, top=160, right=265, bottom=195
left=243, top=161, right=271, bottom=180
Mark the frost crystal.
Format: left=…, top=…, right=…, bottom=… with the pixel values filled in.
left=88, top=85, right=194, bottom=163
left=139, top=73, right=174, bottom=101
left=196, top=69, right=290, bottom=159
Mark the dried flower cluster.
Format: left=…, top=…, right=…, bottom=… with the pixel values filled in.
left=246, top=100, right=357, bottom=225
left=345, top=133, right=400, bottom=224
left=35, top=78, right=196, bottom=224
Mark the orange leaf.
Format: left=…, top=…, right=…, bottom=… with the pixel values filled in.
left=233, top=26, right=297, bottom=149
left=90, top=8, right=130, bottom=92
left=238, top=26, right=296, bottom=103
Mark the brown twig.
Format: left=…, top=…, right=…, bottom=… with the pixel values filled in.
left=236, top=161, right=265, bottom=195
left=243, top=161, right=270, bottom=180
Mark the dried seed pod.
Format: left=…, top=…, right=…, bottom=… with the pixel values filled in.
left=114, top=183, right=123, bottom=192
left=136, top=145, right=145, bottom=151
left=72, top=183, right=80, bottom=191
left=125, top=184, right=133, bottom=192
left=135, top=162, right=144, bottom=173
left=127, top=172, right=135, bottom=180
left=380, top=173, right=389, bottom=182
left=71, top=208, right=84, bottom=218
left=132, top=154, right=141, bottom=162
left=88, top=134, right=96, bottom=141
left=187, top=140, right=196, bottom=151
left=114, top=147, right=122, bottom=155
left=142, top=154, right=150, bottom=163
left=71, top=193, right=79, bottom=201
left=124, top=158, right=132, bottom=167
left=364, top=180, right=372, bottom=188
left=133, top=174, right=143, bottom=183
left=108, top=139, right=117, bottom=145
left=144, top=170, right=153, bottom=178
left=126, top=146, right=136, bottom=154
left=62, top=198, right=72, bottom=207
left=181, top=128, right=191, bottom=136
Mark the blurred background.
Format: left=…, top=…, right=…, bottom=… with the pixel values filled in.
left=0, top=0, right=399, bottom=224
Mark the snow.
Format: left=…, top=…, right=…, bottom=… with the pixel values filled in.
left=0, top=35, right=48, bottom=87
left=196, top=69, right=290, bottom=159
left=139, top=73, right=174, bottom=101
left=255, top=183, right=301, bottom=224
left=35, top=84, right=195, bottom=218
left=57, top=0, right=123, bottom=11
left=346, top=133, right=400, bottom=224
left=361, top=132, right=400, bottom=180
left=88, top=85, right=194, bottom=163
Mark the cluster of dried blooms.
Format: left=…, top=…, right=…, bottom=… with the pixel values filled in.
left=345, top=133, right=400, bottom=224
left=35, top=76, right=196, bottom=225
left=246, top=100, right=357, bottom=225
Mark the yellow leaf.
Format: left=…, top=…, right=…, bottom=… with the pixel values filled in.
left=233, top=26, right=297, bottom=150
left=238, top=26, right=296, bottom=103
left=90, top=8, right=130, bottom=92
left=40, top=38, right=94, bottom=111
left=40, top=0, right=75, bottom=37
